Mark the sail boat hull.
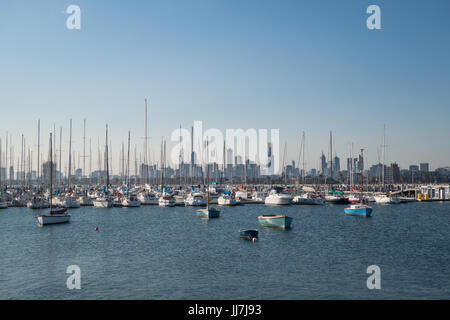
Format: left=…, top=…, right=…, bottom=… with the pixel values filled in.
left=258, top=215, right=292, bottom=229
left=196, top=208, right=220, bottom=218
left=37, top=214, right=71, bottom=225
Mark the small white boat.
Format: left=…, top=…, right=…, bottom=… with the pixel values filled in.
left=374, top=194, right=401, bottom=204
left=235, top=190, right=248, bottom=202
left=184, top=193, right=207, bottom=206
left=218, top=194, right=237, bottom=206
left=27, top=197, right=50, bottom=209
left=137, top=192, right=158, bottom=205
left=122, top=195, right=141, bottom=207
left=251, top=191, right=266, bottom=202
left=158, top=195, right=176, bottom=207
left=60, top=196, right=81, bottom=208
left=292, top=193, right=324, bottom=205
left=78, top=195, right=93, bottom=206
left=264, top=190, right=292, bottom=205
left=93, top=196, right=114, bottom=208
left=0, top=201, right=8, bottom=209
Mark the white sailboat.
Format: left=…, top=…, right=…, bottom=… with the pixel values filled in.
left=197, top=137, right=220, bottom=218
left=37, top=133, right=71, bottom=225
left=93, top=125, right=114, bottom=208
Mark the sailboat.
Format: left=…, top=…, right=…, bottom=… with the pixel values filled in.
left=197, top=137, right=220, bottom=218
left=121, top=131, right=141, bottom=208
left=37, top=133, right=71, bottom=225
left=93, top=124, right=113, bottom=208
left=0, top=139, right=7, bottom=209
left=158, top=139, right=176, bottom=207
left=344, top=149, right=373, bottom=217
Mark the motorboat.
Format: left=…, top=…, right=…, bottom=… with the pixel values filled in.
left=264, top=189, right=292, bottom=205
left=292, top=193, right=324, bottom=205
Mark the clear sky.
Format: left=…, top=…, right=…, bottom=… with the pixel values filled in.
left=0, top=0, right=449, bottom=175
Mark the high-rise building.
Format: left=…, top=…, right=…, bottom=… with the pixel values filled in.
left=420, top=163, right=429, bottom=172
left=391, top=163, right=400, bottom=183
left=333, top=156, right=340, bottom=173
left=384, top=165, right=393, bottom=184
left=260, top=142, right=274, bottom=176
left=320, top=152, right=327, bottom=175
left=409, top=165, right=419, bottom=172
left=347, top=158, right=353, bottom=173
left=42, top=161, right=56, bottom=184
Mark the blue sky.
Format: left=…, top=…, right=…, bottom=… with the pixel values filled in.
left=0, top=0, right=449, bottom=174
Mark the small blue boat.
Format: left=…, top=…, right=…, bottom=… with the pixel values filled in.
left=239, top=229, right=259, bottom=240
left=257, top=215, right=293, bottom=229
left=344, top=204, right=373, bottom=217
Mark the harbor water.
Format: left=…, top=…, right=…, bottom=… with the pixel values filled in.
left=1, top=202, right=449, bottom=299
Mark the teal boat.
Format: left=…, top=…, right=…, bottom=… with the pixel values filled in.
left=344, top=204, right=372, bottom=217
left=257, top=215, right=293, bottom=229
left=197, top=207, right=220, bottom=218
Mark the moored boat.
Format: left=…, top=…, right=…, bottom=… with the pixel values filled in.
left=292, top=193, right=324, bottom=205
left=196, top=207, right=220, bottom=218
left=218, top=194, right=237, bottom=206
left=264, top=189, right=292, bottom=205
left=257, top=215, right=293, bottom=229
left=239, top=229, right=259, bottom=240
left=37, top=133, right=71, bottom=226
left=344, top=204, right=373, bottom=217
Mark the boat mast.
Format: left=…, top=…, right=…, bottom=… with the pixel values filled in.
left=360, top=148, right=364, bottom=199
left=83, top=119, right=86, bottom=182
left=382, top=124, right=386, bottom=188
left=5, top=132, right=7, bottom=189
left=121, top=142, right=124, bottom=185
left=59, top=127, right=62, bottom=187
left=127, top=130, right=131, bottom=188
left=49, top=133, right=53, bottom=213
left=222, top=138, right=226, bottom=185
left=301, top=131, right=305, bottom=185
left=68, top=119, right=72, bottom=189
left=206, top=137, right=209, bottom=210
left=37, top=120, right=40, bottom=187
left=105, top=124, right=110, bottom=189
left=179, top=125, right=182, bottom=187
left=282, top=142, right=287, bottom=185
left=144, top=99, right=148, bottom=185
left=160, top=138, right=164, bottom=193
left=89, top=137, right=92, bottom=184
left=190, top=126, right=193, bottom=186
left=330, top=131, right=333, bottom=180
left=0, top=138, right=2, bottom=188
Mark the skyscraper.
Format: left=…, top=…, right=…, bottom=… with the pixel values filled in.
left=333, top=156, right=340, bottom=173
left=420, top=163, right=429, bottom=172
left=320, top=152, right=327, bottom=175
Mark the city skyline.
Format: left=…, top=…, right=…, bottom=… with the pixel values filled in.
left=1, top=1, right=450, bottom=172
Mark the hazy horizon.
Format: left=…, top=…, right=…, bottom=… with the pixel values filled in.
left=1, top=0, right=449, bottom=175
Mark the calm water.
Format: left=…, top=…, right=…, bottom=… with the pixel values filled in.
left=1, top=202, right=449, bottom=299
